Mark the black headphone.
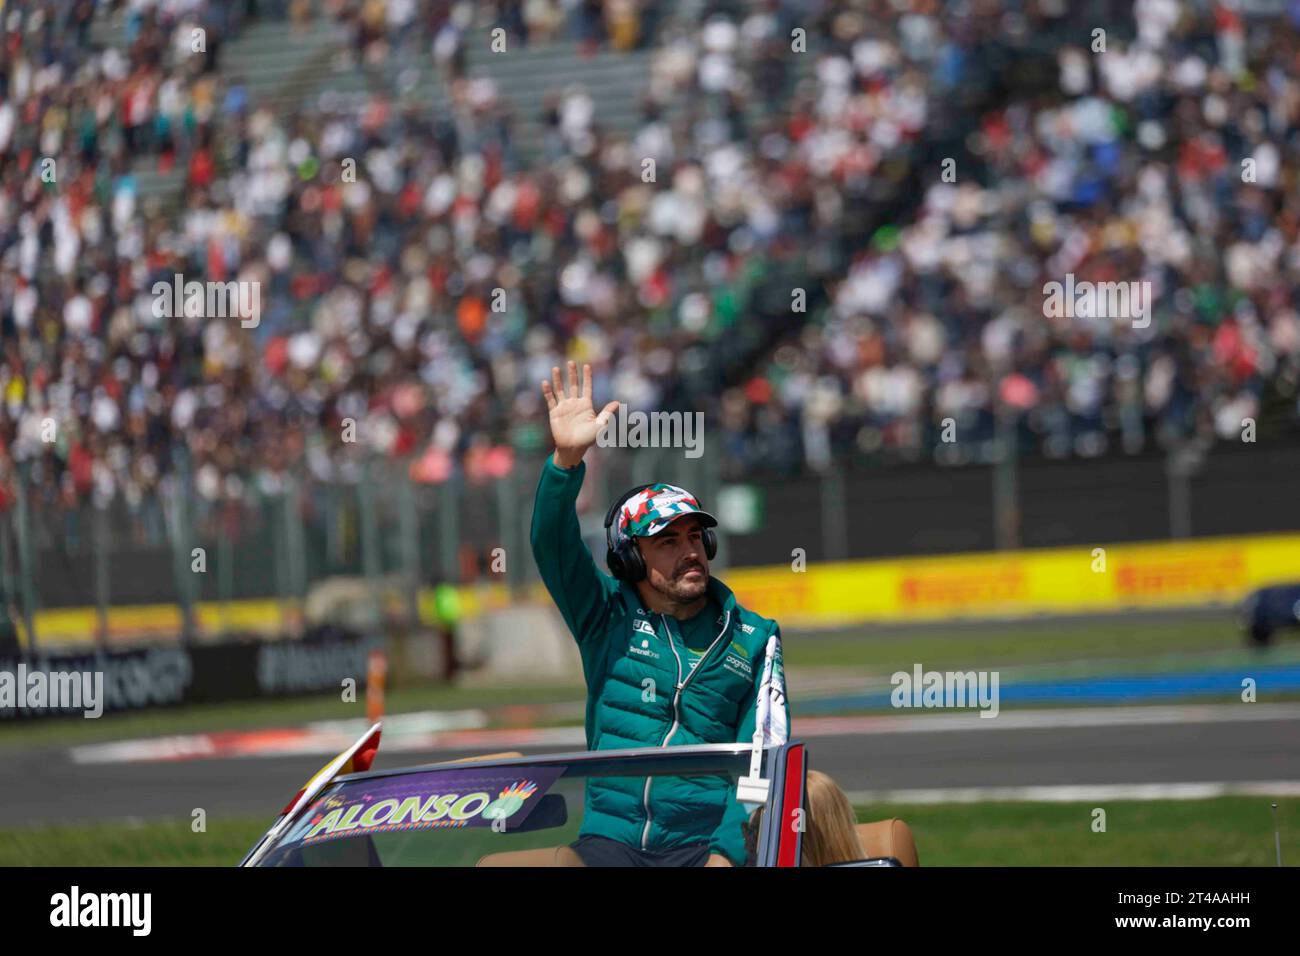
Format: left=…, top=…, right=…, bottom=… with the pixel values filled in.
left=603, top=483, right=718, bottom=582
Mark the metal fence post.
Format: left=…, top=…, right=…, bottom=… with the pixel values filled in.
left=495, top=467, right=519, bottom=593
left=217, top=507, right=233, bottom=636
left=516, top=464, right=532, bottom=589
left=0, top=510, right=18, bottom=651
left=634, top=445, right=657, bottom=489
left=283, top=474, right=308, bottom=634
left=358, top=457, right=382, bottom=628
left=702, top=434, right=724, bottom=573
left=166, top=469, right=198, bottom=643
left=93, top=496, right=110, bottom=646
left=438, top=476, right=460, bottom=583
left=1166, top=440, right=1207, bottom=539
left=820, top=465, right=848, bottom=561
left=0, top=517, right=10, bottom=616
left=324, top=482, right=343, bottom=571
left=13, top=463, right=35, bottom=650
left=397, top=465, right=421, bottom=624
left=268, top=487, right=288, bottom=632
left=993, top=404, right=1020, bottom=550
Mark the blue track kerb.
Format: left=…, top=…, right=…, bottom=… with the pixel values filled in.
left=797, top=663, right=1300, bottom=713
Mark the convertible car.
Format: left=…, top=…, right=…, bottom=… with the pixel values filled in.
left=240, top=722, right=919, bottom=867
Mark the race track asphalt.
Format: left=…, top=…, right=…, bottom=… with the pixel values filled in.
left=1, top=704, right=1297, bottom=827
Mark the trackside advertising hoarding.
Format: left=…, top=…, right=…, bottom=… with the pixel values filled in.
left=19, top=533, right=1300, bottom=643
left=1, top=628, right=382, bottom=719
left=722, top=532, right=1300, bottom=628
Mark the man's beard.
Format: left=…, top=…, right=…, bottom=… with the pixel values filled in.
left=650, top=564, right=708, bottom=602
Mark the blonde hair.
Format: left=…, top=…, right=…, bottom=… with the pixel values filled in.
left=800, top=770, right=865, bottom=867
left=740, top=770, right=866, bottom=866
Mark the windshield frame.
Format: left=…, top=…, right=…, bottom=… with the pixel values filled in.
left=240, top=742, right=782, bottom=867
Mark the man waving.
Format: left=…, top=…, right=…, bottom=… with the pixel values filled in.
left=530, top=361, right=789, bottom=867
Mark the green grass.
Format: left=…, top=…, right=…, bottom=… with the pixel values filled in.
left=856, top=797, right=1299, bottom=866
left=784, top=612, right=1253, bottom=674
left=0, top=816, right=273, bottom=866
left=3, top=796, right=1293, bottom=866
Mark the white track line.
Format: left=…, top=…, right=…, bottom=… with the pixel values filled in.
left=846, top=781, right=1300, bottom=804
left=68, top=726, right=589, bottom=765
left=68, top=702, right=1300, bottom=765
left=795, top=702, right=1300, bottom=737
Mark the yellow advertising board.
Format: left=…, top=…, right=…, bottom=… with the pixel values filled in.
left=22, top=532, right=1300, bottom=645
left=723, top=532, right=1300, bottom=628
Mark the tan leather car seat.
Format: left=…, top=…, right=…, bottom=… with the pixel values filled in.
left=475, top=823, right=919, bottom=867
left=855, top=819, right=919, bottom=867
left=476, top=845, right=586, bottom=867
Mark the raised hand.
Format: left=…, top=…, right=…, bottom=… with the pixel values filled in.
left=541, top=361, right=620, bottom=469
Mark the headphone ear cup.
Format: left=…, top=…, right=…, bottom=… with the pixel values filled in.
left=703, top=528, right=717, bottom=561
left=623, top=539, right=646, bottom=582
left=606, top=547, right=626, bottom=581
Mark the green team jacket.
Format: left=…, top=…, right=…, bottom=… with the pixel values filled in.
left=529, top=458, right=789, bottom=865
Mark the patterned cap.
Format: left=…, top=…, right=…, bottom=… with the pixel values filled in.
left=618, top=484, right=718, bottom=538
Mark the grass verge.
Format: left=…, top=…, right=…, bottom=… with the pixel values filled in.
left=1, top=796, right=1293, bottom=866
left=855, top=796, right=1298, bottom=866
left=784, top=612, right=1256, bottom=673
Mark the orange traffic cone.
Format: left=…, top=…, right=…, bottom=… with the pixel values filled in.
left=366, top=650, right=388, bottom=724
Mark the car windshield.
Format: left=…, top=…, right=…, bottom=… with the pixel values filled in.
left=246, top=745, right=758, bottom=867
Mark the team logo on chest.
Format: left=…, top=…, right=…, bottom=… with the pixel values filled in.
left=629, top=618, right=660, bottom=659
left=723, top=648, right=752, bottom=677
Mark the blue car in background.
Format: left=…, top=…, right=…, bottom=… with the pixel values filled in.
left=1243, top=584, right=1300, bottom=645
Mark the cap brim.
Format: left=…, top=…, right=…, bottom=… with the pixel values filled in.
left=637, top=510, right=719, bottom=536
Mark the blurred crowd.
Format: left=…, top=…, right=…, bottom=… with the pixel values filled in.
left=740, top=0, right=1300, bottom=473
left=2, top=0, right=1300, bottom=528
